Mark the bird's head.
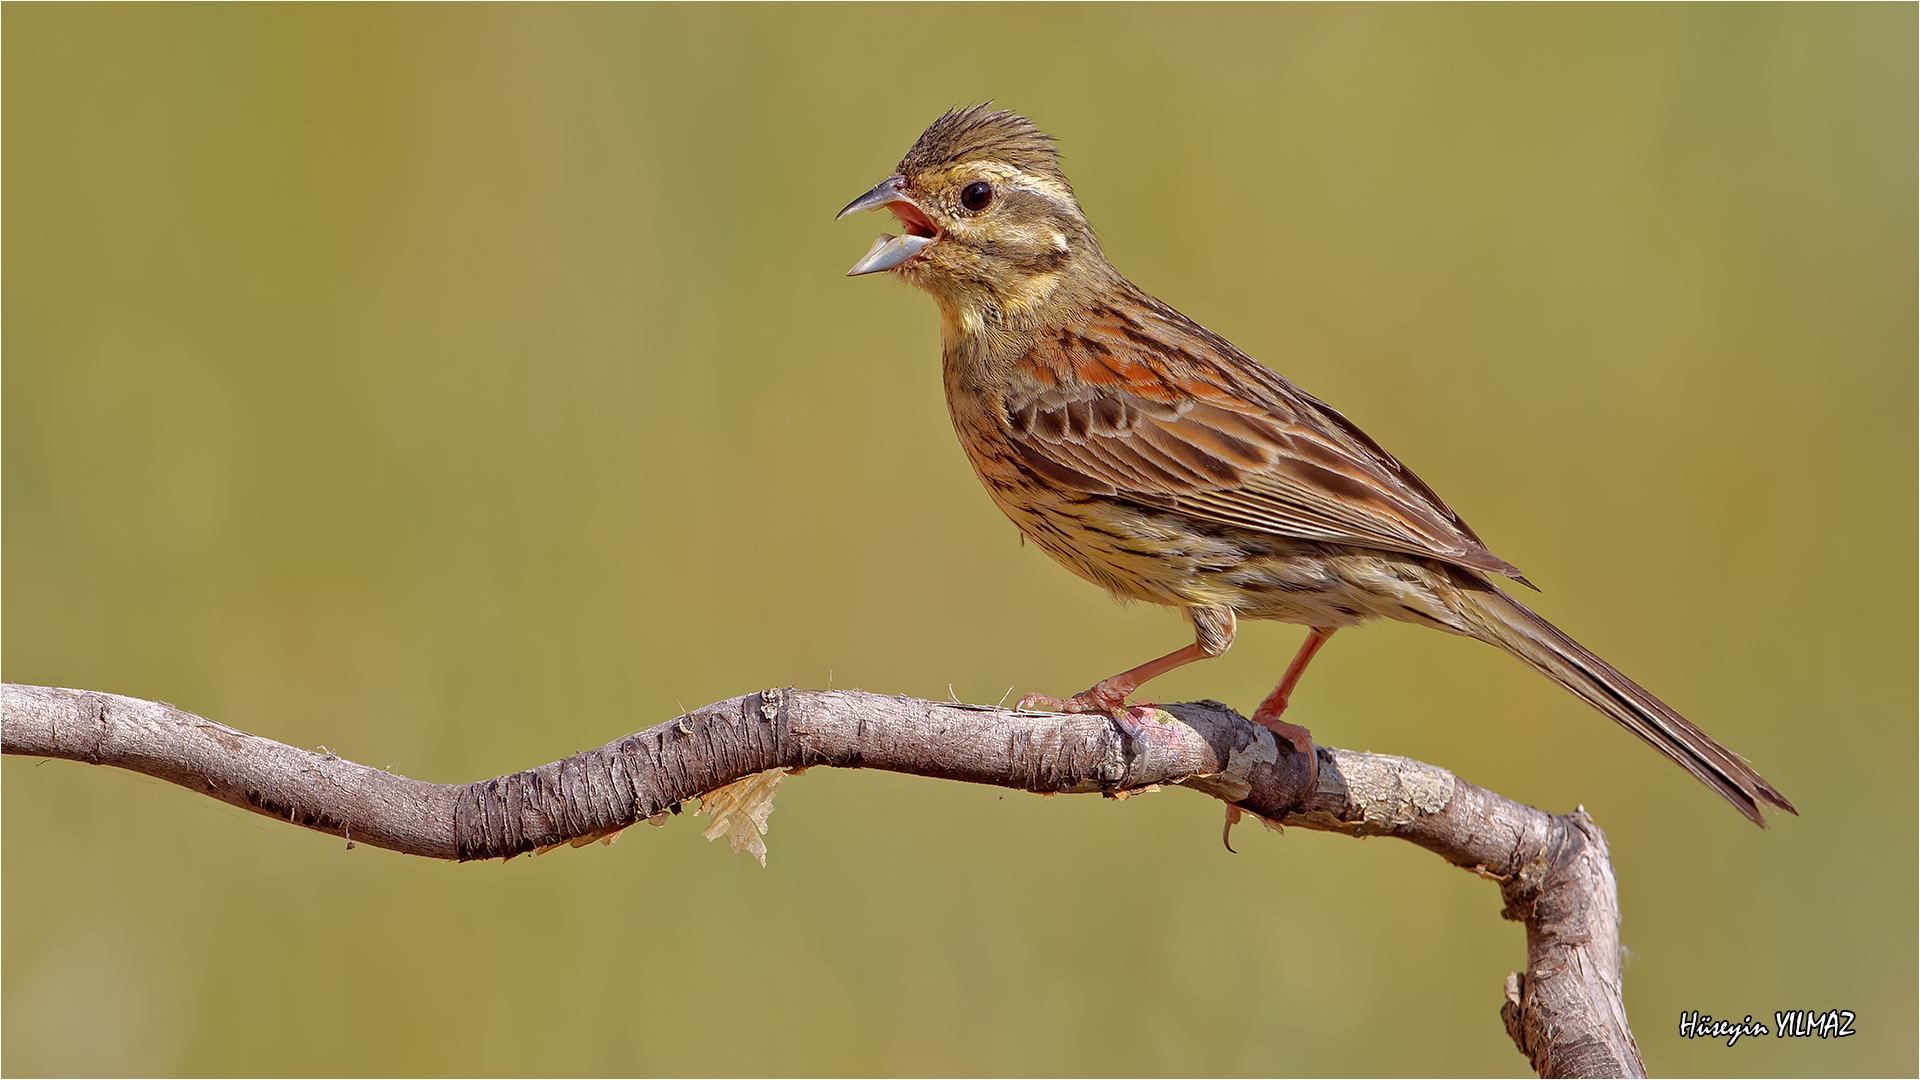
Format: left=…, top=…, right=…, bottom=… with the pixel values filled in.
left=838, top=105, right=1108, bottom=334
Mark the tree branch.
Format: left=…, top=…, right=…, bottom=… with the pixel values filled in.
left=1, top=682, right=1642, bottom=1078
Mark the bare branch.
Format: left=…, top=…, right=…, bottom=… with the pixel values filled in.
left=1, top=682, right=1643, bottom=1078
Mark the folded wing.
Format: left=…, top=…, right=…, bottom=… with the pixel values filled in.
left=1003, top=291, right=1529, bottom=584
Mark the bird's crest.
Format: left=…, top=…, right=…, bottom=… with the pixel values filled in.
left=899, top=104, right=1063, bottom=182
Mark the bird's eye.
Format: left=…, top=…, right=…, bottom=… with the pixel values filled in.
left=960, top=180, right=994, bottom=212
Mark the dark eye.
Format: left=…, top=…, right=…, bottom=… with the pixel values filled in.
left=960, top=180, right=994, bottom=212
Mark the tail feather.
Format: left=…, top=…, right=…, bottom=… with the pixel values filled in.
left=1465, top=584, right=1796, bottom=827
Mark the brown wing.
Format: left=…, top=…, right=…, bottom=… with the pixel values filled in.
left=1002, top=289, right=1529, bottom=583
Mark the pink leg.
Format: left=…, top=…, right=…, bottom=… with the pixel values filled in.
left=1251, top=627, right=1336, bottom=757
left=1018, top=642, right=1212, bottom=716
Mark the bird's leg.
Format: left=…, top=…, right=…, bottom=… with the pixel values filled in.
left=1018, top=607, right=1237, bottom=717
left=1017, top=642, right=1211, bottom=715
left=1251, top=627, right=1336, bottom=761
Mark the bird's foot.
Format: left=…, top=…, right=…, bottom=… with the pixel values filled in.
left=1017, top=677, right=1134, bottom=717
left=1250, top=702, right=1319, bottom=789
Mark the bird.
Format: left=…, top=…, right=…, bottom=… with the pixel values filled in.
left=836, top=104, right=1794, bottom=828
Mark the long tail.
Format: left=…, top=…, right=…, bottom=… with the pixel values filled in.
left=1462, top=584, right=1796, bottom=827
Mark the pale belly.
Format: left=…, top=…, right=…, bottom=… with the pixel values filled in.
left=986, top=481, right=1481, bottom=636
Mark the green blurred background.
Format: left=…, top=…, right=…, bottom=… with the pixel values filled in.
left=4, top=5, right=1913, bottom=1076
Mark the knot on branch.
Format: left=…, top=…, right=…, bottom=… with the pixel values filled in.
left=1498, top=811, right=1644, bottom=1078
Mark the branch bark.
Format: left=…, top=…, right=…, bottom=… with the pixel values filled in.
left=2, top=682, right=1642, bottom=1078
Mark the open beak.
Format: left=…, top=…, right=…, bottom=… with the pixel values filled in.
left=837, top=176, right=940, bottom=276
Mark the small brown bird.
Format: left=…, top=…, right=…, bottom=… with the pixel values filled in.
left=838, top=105, right=1794, bottom=827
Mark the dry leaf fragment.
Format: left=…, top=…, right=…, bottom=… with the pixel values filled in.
left=697, top=768, right=788, bottom=866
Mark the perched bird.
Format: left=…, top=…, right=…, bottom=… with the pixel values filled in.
left=837, top=105, right=1794, bottom=827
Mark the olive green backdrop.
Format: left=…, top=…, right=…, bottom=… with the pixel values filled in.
left=5, top=5, right=1913, bottom=1076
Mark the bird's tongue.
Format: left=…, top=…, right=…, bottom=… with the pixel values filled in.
left=888, top=200, right=940, bottom=239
